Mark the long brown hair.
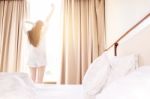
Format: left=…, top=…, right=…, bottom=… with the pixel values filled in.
left=27, top=20, right=44, bottom=47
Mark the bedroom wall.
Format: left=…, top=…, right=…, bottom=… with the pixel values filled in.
left=105, top=0, right=150, bottom=48
left=118, top=24, right=150, bottom=66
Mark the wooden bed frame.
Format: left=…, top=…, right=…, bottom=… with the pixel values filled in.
left=105, top=13, right=150, bottom=66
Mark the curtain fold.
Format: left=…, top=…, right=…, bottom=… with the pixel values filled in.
left=60, top=0, right=105, bottom=84
left=0, top=0, right=27, bottom=72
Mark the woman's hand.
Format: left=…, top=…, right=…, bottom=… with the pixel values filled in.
left=50, top=3, right=55, bottom=11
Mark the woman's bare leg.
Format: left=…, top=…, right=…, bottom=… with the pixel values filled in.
left=37, top=66, right=45, bottom=83
left=29, top=67, right=37, bottom=82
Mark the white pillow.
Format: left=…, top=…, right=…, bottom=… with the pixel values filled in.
left=82, top=52, right=111, bottom=96
left=136, top=65, right=150, bottom=72
left=106, top=54, right=138, bottom=85
left=96, top=65, right=150, bottom=99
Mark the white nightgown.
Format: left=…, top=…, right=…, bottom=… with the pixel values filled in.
left=27, top=37, right=47, bottom=67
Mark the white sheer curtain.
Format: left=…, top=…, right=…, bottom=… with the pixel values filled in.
left=60, top=0, right=105, bottom=84
left=0, top=0, right=27, bottom=72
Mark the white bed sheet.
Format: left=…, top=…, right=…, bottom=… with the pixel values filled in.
left=35, top=84, right=84, bottom=99
left=0, top=73, right=85, bottom=99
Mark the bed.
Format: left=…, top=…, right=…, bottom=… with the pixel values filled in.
left=35, top=84, right=84, bottom=99
left=95, top=13, right=150, bottom=99
left=0, top=72, right=84, bottom=99
left=1, top=15, right=150, bottom=99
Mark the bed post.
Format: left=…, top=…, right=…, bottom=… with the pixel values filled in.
left=114, top=43, right=118, bottom=56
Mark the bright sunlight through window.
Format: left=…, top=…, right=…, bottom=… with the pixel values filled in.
left=21, top=0, right=62, bottom=83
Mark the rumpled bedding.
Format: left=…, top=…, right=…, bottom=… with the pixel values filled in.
left=0, top=73, right=37, bottom=99
left=96, top=66, right=150, bottom=99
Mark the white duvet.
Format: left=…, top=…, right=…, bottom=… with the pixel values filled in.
left=0, top=73, right=37, bottom=99
left=35, top=84, right=84, bottom=99
left=1, top=66, right=150, bottom=99
left=96, top=66, right=150, bottom=99
left=0, top=73, right=84, bottom=99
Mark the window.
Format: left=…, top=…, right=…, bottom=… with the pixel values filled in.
left=21, top=0, right=62, bottom=83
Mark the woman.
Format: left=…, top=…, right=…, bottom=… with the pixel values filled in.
left=27, top=4, right=54, bottom=83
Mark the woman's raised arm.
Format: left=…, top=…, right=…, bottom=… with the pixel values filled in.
left=44, top=4, right=55, bottom=25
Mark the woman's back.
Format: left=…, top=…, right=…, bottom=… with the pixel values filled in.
left=27, top=20, right=44, bottom=47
